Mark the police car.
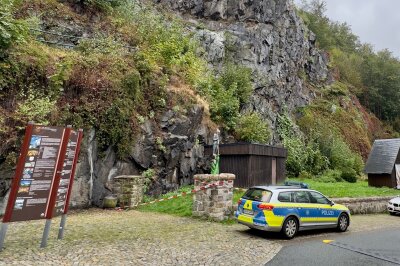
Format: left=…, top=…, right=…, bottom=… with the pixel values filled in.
left=235, top=186, right=351, bottom=239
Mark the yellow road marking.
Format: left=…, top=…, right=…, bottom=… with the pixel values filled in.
left=323, top=240, right=334, bottom=244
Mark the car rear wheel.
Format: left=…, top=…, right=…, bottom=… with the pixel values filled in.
left=337, top=213, right=349, bottom=232
left=282, top=216, right=298, bottom=239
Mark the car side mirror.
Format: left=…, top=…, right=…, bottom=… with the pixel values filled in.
left=329, top=201, right=335, bottom=206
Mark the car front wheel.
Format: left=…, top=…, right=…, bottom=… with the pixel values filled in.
left=337, top=213, right=349, bottom=232
left=282, top=216, right=298, bottom=239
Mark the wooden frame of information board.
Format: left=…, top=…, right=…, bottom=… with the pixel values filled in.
left=39, top=126, right=71, bottom=248
left=56, top=129, right=83, bottom=240
left=0, top=123, right=83, bottom=250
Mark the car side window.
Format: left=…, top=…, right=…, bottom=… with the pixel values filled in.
left=294, top=191, right=310, bottom=203
left=278, top=192, right=293, bottom=202
left=308, top=191, right=331, bottom=205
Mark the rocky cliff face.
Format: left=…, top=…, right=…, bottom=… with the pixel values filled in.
left=65, top=104, right=212, bottom=208
left=156, top=0, right=330, bottom=139
left=69, top=0, right=330, bottom=206
left=0, top=0, right=330, bottom=211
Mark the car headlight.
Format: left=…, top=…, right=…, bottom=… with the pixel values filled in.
left=388, top=201, right=394, bottom=205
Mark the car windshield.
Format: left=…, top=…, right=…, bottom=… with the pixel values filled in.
left=242, top=188, right=272, bottom=202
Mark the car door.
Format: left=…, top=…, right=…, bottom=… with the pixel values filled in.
left=293, top=191, right=315, bottom=227
left=307, top=191, right=339, bottom=227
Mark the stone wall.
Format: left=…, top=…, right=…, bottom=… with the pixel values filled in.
left=193, top=173, right=235, bottom=221
left=231, top=196, right=394, bottom=215
left=332, top=196, right=394, bottom=215
left=112, top=175, right=144, bottom=208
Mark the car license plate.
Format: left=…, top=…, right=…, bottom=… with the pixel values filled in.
left=243, top=209, right=254, bottom=215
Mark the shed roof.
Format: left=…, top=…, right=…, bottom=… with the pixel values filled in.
left=365, top=139, right=400, bottom=174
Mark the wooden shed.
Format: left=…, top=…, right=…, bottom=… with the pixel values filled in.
left=205, top=143, right=287, bottom=188
left=364, top=139, right=400, bottom=188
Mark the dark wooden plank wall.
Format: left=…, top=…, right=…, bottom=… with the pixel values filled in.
left=249, top=155, right=272, bottom=186
left=368, top=174, right=395, bottom=188
left=219, top=155, right=250, bottom=188
left=205, top=143, right=288, bottom=188
left=277, top=157, right=286, bottom=184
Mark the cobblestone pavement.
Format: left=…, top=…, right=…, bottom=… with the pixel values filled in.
left=0, top=210, right=280, bottom=266
left=0, top=211, right=399, bottom=266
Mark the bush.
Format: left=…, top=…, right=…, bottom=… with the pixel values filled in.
left=219, top=64, right=252, bottom=105
left=200, top=76, right=240, bottom=130
left=330, top=137, right=364, bottom=175
left=80, top=0, right=124, bottom=12
left=298, top=106, right=365, bottom=176
left=14, top=91, right=56, bottom=126
left=277, top=112, right=329, bottom=177
left=235, top=112, right=271, bottom=143
left=319, top=169, right=343, bottom=182
left=341, top=168, right=357, bottom=183
left=198, top=63, right=252, bottom=130
left=0, top=0, right=28, bottom=56
left=96, top=98, right=134, bottom=158
left=298, top=171, right=313, bottom=180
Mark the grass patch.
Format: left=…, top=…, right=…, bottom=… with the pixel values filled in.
left=290, top=178, right=400, bottom=198
left=138, top=185, right=194, bottom=217
left=138, top=186, right=247, bottom=218
left=138, top=180, right=399, bottom=218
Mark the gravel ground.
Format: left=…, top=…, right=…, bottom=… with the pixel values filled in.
left=1, top=210, right=399, bottom=266
left=0, top=209, right=281, bottom=266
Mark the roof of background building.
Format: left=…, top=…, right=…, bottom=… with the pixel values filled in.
left=365, top=139, right=400, bottom=174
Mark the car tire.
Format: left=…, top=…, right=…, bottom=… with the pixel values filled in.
left=281, top=216, right=298, bottom=239
left=389, top=212, right=396, bottom=216
left=337, top=213, right=349, bottom=232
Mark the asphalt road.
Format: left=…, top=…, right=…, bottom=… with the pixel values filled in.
left=267, top=229, right=400, bottom=266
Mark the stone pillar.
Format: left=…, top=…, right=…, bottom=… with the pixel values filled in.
left=192, top=173, right=235, bottom=221
left=112, top=175, right=143, bottom=208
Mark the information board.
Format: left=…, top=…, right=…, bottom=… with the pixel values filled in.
left=52, top=130, right=79, bottom=217
left=8, top=126, right=65, bottom=222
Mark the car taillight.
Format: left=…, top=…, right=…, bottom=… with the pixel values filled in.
left=237, top=199, right=243, bottom=205
left=257, top=203, right=274, bottom=211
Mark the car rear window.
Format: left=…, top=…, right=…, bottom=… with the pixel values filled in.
left=242, top=188, right=272, bottom=202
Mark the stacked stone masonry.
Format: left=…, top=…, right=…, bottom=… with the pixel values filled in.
left=332, top=196, right=394, bottom=215
left=193, top=173, right=235, bottom=221
left=112, top=175, right=144, bottom=208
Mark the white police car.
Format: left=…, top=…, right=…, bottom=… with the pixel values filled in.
left=235, top=186, right=351, bottom=238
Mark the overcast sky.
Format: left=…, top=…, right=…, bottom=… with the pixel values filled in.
left=294, top=0, right=400, bottom=58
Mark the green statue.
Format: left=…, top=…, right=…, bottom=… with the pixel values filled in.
left=210, top=129, right=220, bottom=175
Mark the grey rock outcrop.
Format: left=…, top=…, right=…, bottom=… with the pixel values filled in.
left=68, top=104, right=212, bottom=207
left=156, top=0, right=330, bottom=140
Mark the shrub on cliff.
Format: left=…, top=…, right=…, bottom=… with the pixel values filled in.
left=235, top=112, right=271, bottom=144
left=219, top=64, right=252, bottom=105
left=76, top=0, right=125, bottom=12
left=277, top=112, right=329, bottom=177
left=198, top=63, right=252, bottom=130
left=0, top=0, right=28, bottom=57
